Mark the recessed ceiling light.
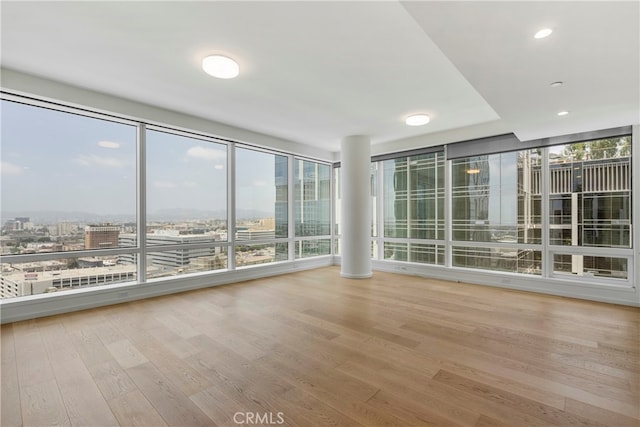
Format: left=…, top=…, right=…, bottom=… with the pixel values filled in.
left=550, top=81, right=563, bottom=88
left=557, top=110, right=569, bottom=116
left=534, top=28, right=553, bottom=39
left=202, top=55, right=239, bottom=79
left=405, top=114, right=430, bottom=126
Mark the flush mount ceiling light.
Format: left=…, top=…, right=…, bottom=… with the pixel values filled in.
left=534, top=28, right=553, bottom=39
left=550, top=81, right=563, bottom=88
left=405, top=114, right=430, bottom=126
left=557, top=110, right=569, bottom=116
left=202, top=55, right=239, bottom=79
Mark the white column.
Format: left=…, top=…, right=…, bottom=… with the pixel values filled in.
left=340, top=135, right=372, bottom=278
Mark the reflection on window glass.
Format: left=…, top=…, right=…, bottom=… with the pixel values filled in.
left=451, top=150, right=542, bottom=244
left=548, top=137, right=631, bottom=248
left=295, top=159, right=331, bottom=237
left=295, top=239, right=331, bottom=259
left=384, top=242, right=444, bottom=265
left=553, top=254, right=627, bottom=280
left=236, top=148, right=288, bottom=261
left=1, top=100, right=137, bottom=254
left=452, top=246, right=541, bottom=275
left=383, top=153, right=444, bottom=241
left=1, top=255, right=136, bottom=298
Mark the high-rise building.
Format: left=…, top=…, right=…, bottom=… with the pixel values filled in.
left=2, top=217, right=33, bottom=231
left=84, top=224, right=120, bottom=249
left=56, top=222, right=77, bottom=236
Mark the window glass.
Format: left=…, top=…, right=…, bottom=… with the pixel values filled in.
left=383, top=242, right=444, bottom=265
left=1, top=100, right=137, bottom=254
left=452, top=246, right=541, bottom=275
left=295, top=239, right=331, bottom=259
left=1, top=255, right=136, bottom=298
left=294, top=160, right=330, bottom=237
left=383, top=152, right=444, bottom=240
left=236, top=148, right=288, bottom=262
left=548, top=137, right=631, bottom=248
left=552, top=254, right=628, bottom=280
left=146, top=130, right=227, bottom=245
left=144, top=247, right=228, bottom=279
left=236, top=243, right=287, bottom=267
left=451, top=150, right=542, bottom=244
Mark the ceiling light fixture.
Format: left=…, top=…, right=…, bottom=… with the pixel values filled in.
left=550, top=81, right=563, bottom=88
left=405, top=114, right=430, bottom=126
left=534, top=28, right=553, bottom=39
left=466, top=169, right=480, bottom=175
left=202, top=55, right=239, bottom=79
left=557, top=110, right=569, bottom=116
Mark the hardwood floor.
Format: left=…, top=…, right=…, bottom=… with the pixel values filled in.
left=1, top=266, right=638, bottom=426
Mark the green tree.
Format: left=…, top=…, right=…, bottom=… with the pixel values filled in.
left=587, top=138, right=619, bottom=159
left=563, top=142, right=585, bottom=160
left=618, top=136, right=631, bottom=157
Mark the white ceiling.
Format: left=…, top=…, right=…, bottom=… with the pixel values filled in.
left=1, top=1, right=638, bottom=154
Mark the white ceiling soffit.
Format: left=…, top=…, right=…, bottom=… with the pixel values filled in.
left=402, top=1, right=640, bottom=142
left=0, top=1, right=499, bottom=152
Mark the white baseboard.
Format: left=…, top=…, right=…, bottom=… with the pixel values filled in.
left=333, top=256, right=640, bottom=307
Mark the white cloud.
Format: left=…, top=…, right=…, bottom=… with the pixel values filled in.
left=0, top=161, right=25, bottom=176
left=154, top=181, right=178, bottom=189
left=186, top=146, right=226, bottom=161
left=75, top=154, right=128, bottom=168
left=214, top=164, right=224, bottom=170
left=97, top=140, right=120, bottom=149
left=183, top=181, right=197, bottom=188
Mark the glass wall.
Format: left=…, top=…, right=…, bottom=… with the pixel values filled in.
left=548, top=137, right=632, bottom=280
left=1, top=99, right=137, bottom=295
left=294, top=159, right=331, bottom=258
left=548, top=137, right=631, bottom=248
left=451, top=150, right=542, bottom=274
left=381, top=151, right=445, bottom=264
left=0, top=96, right=332, bottom=301
left=143, top=129, right=227, bottom=278
left=371, top=135, right=632, bottom=287
left=1, top=93, right=635, bottom=302
left=236, top=147, right=288, bottom=265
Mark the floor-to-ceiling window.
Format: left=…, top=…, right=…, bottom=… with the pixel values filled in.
left=0, top=95, right=332, bottom=301
left=143, top=129, right=228, bottom=278
left=371, top=132, right=634, bottom=291
left=236, top=147, right=289, bottom=267
left=451, top=149, right=542, bottom=275
left=380, top=151, right=445, bottom=265
left=0, top=99, right=137, bottom=297
left=294, top=159, right=331, bottom=258
left=548, top=137, right=632, bottom=281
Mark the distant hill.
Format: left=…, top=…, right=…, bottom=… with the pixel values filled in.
left=2, top=208, right=273, bottom=224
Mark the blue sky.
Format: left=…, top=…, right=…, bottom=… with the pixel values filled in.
left=1, top=100, right=278, bottom=219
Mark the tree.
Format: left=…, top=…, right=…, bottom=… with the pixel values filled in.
left=587, top=138, right=619, bottom=159
left=563, top=142, right=585, bottom=161
left=618, top=136, right=631, bottom=157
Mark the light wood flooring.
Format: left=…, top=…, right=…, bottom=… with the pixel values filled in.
left=1, top=266, right=639, bottom=426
